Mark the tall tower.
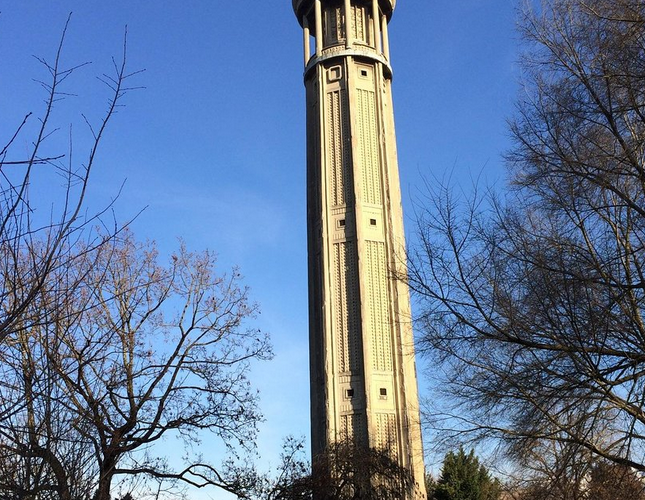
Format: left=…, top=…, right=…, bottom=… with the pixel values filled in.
left=293, top=0, right=426, bottom=497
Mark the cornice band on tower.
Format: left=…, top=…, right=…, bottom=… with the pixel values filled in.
left=303, top=49, right=393, bottom=80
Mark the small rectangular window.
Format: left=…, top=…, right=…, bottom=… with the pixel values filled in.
left=346, top=389, right=354, bottom=398
left=328, top=65, right=342, bottom=82
left=379, top=388, right=387, bottom=398
left=370, top=218, right=377, bottom=226
left=339, top=219, right=346, bottom=227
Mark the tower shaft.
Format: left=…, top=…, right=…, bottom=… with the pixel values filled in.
left=293, top=1, right=426, bottom=497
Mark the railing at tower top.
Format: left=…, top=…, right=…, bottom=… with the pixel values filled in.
left=295, top=0, right=393, bottom=74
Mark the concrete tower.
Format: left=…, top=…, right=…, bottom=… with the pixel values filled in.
left=293, top=0, right=426, bottom=497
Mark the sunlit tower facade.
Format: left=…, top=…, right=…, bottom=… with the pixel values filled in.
left=292, top=0, right=426, bottom=497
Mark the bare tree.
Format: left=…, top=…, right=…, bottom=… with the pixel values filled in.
left=0, top=230, right=271, bottom=500
left=408, top=0, right=645, bottom=474
left=263, top=438, right=416, bottom=500
left=505, top=440, right=594, bottom=500
left=0, top=17, right=271, bottom=499
left=511, top=454, right=645, bottom=500
left=0, top=13, right=144, bottom=500
left=586, top=460, right=645, bottom=499
left=0, top=13, right=139, bottom=349
left=260, top=436, right=311, bottom=500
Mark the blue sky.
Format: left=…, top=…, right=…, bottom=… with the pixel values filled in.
left=0, top=0, right=520, bottom=496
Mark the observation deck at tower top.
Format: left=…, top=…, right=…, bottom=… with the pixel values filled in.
left=292, top=0, right=396, bottom=26
left=292, top=0, right=396, bottom=78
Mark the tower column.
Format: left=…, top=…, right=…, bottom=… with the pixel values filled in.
left=314, top=0, right=323, bottom=55
left=382, top=13, right=390, bottom=60
left=303, top=16, right=311, bottom=65
left=293, top=1, right=427, bottom=498
left=372, top=0, right=382, bottom=53
left=344, top=0, right=352, bottom=48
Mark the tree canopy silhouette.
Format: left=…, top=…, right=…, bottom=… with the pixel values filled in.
left=409, top=0, right=645, bottom=472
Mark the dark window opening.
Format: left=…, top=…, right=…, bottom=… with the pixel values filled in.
left=360, top=69, right=368, bottom=77
left=346, top=389, right=354, bottom=398
left=380, top=388, right=387, bottom=397
left=339, top=219, right=346, bottom=227
left=370, top=218, right=377, bottom=226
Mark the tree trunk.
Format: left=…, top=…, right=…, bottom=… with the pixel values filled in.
left=93, top=456, right=116, bottom=500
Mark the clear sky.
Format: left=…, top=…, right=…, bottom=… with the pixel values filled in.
left=0, top=0, right=520, bottom=497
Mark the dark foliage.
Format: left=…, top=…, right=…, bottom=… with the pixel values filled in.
left=432, top=448, right=501, bottom=500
